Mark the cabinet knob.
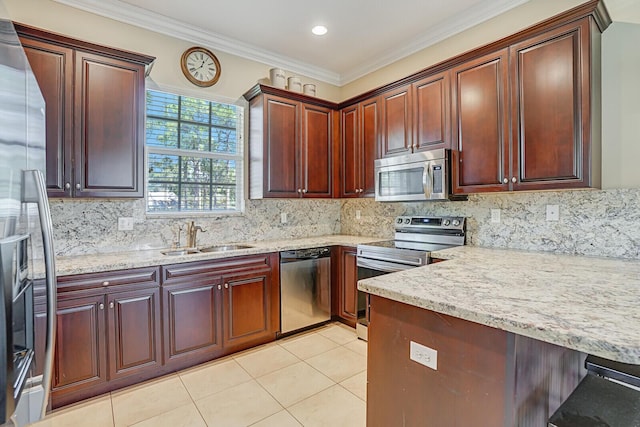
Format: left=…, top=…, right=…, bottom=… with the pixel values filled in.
left=65, top=182, right=71, bottom=190
left=75, top=183, right=81, bottom=190
left=217, top=284, right=221, bottom=290
left=99, top=303, right=104, bottom=310
left=502, top=178, right=508, bottom=184
left=297, top=188, right=302, bottom=193
left=102, top=281, right=110, bottom=287
left=512, top=177, right=517, bottom=183
left=225, top=283, right=229, bottom=289
left=302, top=189, right=307, bottom=194
left=109, top=302, right=114, bottom=309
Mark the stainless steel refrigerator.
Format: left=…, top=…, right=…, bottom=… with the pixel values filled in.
left=0, top=19, right=56, bottom=427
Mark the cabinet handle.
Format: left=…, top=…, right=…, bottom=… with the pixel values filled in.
left=75, top=183, right=81, bottom=190
left=502, top=178, right=508, bottom=184
left=225, top=283, right=229, bottom=289
left=102, top=281, right=110, bottom=287
left=64, top=182, right=71, bottom=190
left=99, top=303, right=104, bottom=310
left=217, top=284, right=221, bottom=290
left=109, top=302, right=114, bottom=309
left=512, top=177, right=517, bottom=183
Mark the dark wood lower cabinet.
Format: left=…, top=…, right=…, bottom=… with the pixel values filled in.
left=367, top=295, right=585, bottom=426
left=47, top=253, right=281, bottom=408
left=162, top=280, right=223, bottom=364
left=333, top=246, right=358, bottom=327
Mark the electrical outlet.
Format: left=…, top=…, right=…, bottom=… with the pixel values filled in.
left=410, top=341, right=437, bottom=370
left=117, top=217, right=133, bottom=231
left=491, top=209, right=501, bottom=223
left=280, top=212, right=288, bottom=224
left=546, top=204, right=559, bottom=221
left=355, top=210, right=361, bottom=220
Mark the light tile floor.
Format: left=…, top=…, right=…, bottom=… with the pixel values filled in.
left=30, top=323, right=366, bottom=427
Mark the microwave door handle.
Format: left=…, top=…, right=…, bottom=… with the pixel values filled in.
left=423, top=165, right=432, bottom=199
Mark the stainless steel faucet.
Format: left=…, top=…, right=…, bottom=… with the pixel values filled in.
left=186, top=221, right=206, bottom=248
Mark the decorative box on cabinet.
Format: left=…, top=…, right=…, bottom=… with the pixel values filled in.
left=16, top=23, right=154, bottom=198
left=244, top=84, right=336, bottom=199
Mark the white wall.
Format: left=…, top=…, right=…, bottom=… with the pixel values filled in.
left=3, top=0, right=342, bottom=103
left=601, top=22, right=640, bottom=189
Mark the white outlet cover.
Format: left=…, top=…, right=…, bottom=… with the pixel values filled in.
left=117, top=217, right=134, bottom=231
left=410, top=341, right=437, bottom=370
left=280, top=212, right=288, bottom=224
left=546, top=204, right=559, bottom=221
left=355, top=210, right=361, bottom=220
left=491, top=209, right=501, bottom=223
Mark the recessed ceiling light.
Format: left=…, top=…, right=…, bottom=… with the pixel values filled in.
left=312, top=25, right=328, bottom=36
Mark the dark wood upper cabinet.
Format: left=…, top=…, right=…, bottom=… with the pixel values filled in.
left=412, top=71, right=451, bottom=152
left=19, top=39, right=73, bottom=197
left=510, top=18, right=595, bottom=190
left=452, top=49, right=510, bottom=194
left=339, top=98, right=379, bottom=197
left=380, top=85, right=412, bottom=158
left=245, top=85, right=336, bottom=199
left=15, top=23, right=154, bottom=198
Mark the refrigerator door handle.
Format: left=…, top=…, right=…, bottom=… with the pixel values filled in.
left=24, top=170, right=57, bottom=418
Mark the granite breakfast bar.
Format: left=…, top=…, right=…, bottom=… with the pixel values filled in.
left=359, top=246, right=640, bottom=426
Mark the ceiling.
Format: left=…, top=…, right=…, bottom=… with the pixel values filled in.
left=53, top=0, right=637, bottom=86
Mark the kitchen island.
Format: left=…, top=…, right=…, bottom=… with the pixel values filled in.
left=358, top=246, right=640, bottom=426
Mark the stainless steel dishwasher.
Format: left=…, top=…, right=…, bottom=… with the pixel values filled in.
left=279, top=247, right=331, bottom=335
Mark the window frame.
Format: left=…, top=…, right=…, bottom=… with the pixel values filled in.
left=144, top=85, right=246, bottom=217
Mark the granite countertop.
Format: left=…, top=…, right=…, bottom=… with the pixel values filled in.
left=51, top=234, right=383, bottom=277
left=358, top=245, right=640, bottom=364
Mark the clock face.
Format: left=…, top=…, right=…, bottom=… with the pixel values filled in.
left=181, top=47, right=221, bottom=87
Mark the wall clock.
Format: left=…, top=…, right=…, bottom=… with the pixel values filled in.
left=180, top=46, right=221, bottom=87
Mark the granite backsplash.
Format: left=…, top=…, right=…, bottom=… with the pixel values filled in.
left=341, top=188, right=640, bottom=259
left=50, top=188, right=640, bottom=260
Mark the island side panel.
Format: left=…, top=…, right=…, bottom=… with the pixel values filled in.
left=367, top=295, right=587, bottom=427
left=367, top=295, right=510, bottom=426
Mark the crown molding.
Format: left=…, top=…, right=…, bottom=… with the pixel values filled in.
left=52, top=0, right=342, bottom=85
left=53, top=0, right=528, bottom=87
left=339, top=0, right=529, bottom=85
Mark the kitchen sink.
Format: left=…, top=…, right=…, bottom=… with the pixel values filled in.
left=198, top=244, right=254, bottom=253
left=161, top=248, right=200, bottom=256
left=161, top=244, right=254, bottom=256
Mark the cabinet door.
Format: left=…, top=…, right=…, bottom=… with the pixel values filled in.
left=222, top=267, right=277, bottom=349
left=380, top=85, right=412, bottom=157
left=74, top=51, right=145, bottom=197
left=262, top=95, right=300, bottom=197
left=413, top=71, right=451, bottom=152
left=510, top=19, right=591, bottom=190
left=301, top=104, right=332, bottom=197
left=107, top=288, right=161, bottom=380
left=337, top=247, right=358, bottom=327
left=163, top=280, right=223, bottom=364
left=452, top=49, right=510, bottom=194
left=20, top=38, right=74, bottom=197
left=340, top=105, right=360, bottom=197
left=52, top=295, right=107, bottom=391
left=360, top=97, right=380, bottom=196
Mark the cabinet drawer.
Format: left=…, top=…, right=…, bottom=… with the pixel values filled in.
left=162, top=254, right=273, bottom=285
left=57, top=266, right=160, bottom=294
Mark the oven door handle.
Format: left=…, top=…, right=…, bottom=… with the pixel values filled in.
left=357, top=257, right=418, bottom=273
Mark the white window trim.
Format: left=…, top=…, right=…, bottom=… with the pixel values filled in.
left=143, top=83, right=246, bottom=217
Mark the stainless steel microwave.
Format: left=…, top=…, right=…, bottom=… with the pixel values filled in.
left=374, top=149, right=464, bottom=202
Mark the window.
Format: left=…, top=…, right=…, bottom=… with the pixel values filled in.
left=145, top=89, right=244, bottom=214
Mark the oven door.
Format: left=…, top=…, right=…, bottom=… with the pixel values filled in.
left=355, top=257, right=419, bottom=341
